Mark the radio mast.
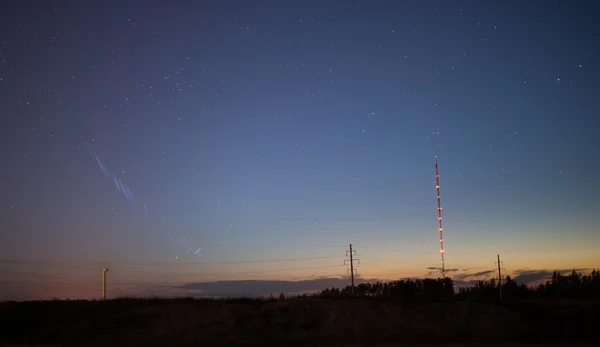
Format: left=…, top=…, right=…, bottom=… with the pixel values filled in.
left=434, top=156, right=446, bottom=278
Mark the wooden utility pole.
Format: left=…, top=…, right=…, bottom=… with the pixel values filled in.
left=102, top=268, right=108, bottom=300
left=345, top=244, right=359, bottom=295
left=496, top=255, right=502, bottom=301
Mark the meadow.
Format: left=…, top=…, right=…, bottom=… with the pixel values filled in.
left=1, top=269, right=598, bottom=346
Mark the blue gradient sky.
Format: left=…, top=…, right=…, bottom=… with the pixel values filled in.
left=1, top=0, right=599, bottom=300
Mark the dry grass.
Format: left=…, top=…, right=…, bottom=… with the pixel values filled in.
left=0, top=297, right=597, bottom=346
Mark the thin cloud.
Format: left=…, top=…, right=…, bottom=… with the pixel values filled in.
left=452, top=270, right=494, bottom=281
left=511, top=268, right=590, bottom=285
left=425, top=267, right=460, bottom=277
left=471, top=270, right=494, bottom=277
left=425, top=267, right=459, bottom=272
left=177, top=278, right=357, bottom=298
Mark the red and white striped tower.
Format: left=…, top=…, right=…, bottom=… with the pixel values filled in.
left=434, top=156, right=446, bottom=278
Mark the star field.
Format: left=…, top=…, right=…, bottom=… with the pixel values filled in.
left=1, top=0, right=599, bottom=299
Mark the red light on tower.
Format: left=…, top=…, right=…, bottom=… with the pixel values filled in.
left=434, top=156, right=446, bottom=278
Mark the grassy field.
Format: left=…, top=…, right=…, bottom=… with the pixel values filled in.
left=1, top=297, right=598, bottom=346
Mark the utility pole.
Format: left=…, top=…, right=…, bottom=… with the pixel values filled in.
left=102, top=268, right=108, bottom=300
left=345, top=244, right=359, bottom=295
left=496, top=255, right=502, bottom=301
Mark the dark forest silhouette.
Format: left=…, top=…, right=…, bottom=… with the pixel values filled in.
left=306, top=269, right=600, bottom=302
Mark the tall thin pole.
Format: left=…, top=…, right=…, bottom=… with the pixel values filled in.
left=102, top=268, right=108, bottom=300
left=497, top=255, right=503, bottom=301
left=349, top=244, right=355, bottom=293
left=345, top=244, right=359, bottom=295
left=434, top=156, right=446, bottom=278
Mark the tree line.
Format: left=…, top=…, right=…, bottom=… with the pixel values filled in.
left=306, top=269, right=600, bottom=302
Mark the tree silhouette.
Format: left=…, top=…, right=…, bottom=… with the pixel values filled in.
left=313, top=269, right=600, bottom=303
left=316, top=277, right=454, bottom=302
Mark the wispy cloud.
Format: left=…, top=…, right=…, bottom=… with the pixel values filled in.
left=452, top=270, right=494, bottom=281
left=448, top=269, right=496, bottom=288
left=424, top=267, right=460, bottom=277
left=176, top=277, right=354, bottom=298
left=511, top=268, right=590, bottom=285
left=426, top=267, right=459, bottom=272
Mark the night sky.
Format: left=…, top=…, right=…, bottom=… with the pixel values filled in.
left=1, top=0, right=599, bottom=300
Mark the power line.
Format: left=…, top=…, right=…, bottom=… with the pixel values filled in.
left=0, top=255, right=344, bottom=267
left=7, top=264, right=346, bottom=277
left=3, top=261, right=503, bottom=282
left=237, top=264, right=344, bottom=274
left=1, top=265, right=349, bottom=284
left=1, top=245, right=523, bottom=301
left=3, top=258, right=504, bottom=279
left=1, top=263, right=350, bottom=284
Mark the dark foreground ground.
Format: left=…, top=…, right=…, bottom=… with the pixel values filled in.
left=1, top=344, right=597, bottom=347
left=1, top=298, right=598, bottom=346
